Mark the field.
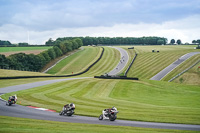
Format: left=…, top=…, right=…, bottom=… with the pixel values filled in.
left=0, top=46, right=52, bottom=56
left=0, top=47, right=52, bottom=53
left=0, top=116, right=194, bottom=133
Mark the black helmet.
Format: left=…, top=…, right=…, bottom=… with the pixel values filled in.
left=70, top=103, right=74, bottom=107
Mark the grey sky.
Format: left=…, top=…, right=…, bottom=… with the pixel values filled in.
left=0, top=0, right=200, bottom=44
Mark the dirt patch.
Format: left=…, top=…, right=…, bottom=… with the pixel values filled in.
left=0, top=50, right=46, bottom=56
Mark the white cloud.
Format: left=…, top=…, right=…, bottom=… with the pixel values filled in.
left=0, top=15, right=199, bottom=44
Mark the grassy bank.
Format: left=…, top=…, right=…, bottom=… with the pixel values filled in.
left=127, top=45, right=199, bottom=79
left=173, top=62, right=200, bottom=85
left=0, top=69, right=50, bottom=78
left=82, top=46, right=121, bottom=76
left=46, top=46, right=102, bottom=75
left=162, top=54, right=200, bottom=83
left=2, top=78, right=200, bottom=125
left=0, top=116, right=194, bottom=133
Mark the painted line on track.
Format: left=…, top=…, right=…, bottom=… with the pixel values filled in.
left=27, top=106, right=56, bottom=112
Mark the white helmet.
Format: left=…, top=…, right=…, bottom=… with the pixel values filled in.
left=111, top=106, right=117, bottom=111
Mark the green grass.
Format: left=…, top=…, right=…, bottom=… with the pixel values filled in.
left=47, top=46, right=121, bottom=76
left=82, top=46, right=121, bottom=76
left=0, top=77, right=71, bottom=88
left=127, top=45, right=199, bottom=79
left=172, top=62, right=200, bottom=85
left=0, top=116, right=194, bottom=133
left=2, top=78, right=200, bottom=125
left=46, top=46, right=101, bottom=75
left=162, top=54, right=200, bottom=82
left=0, top=46, right=52, bottom=53
left=0, top=69, right=50, bottom=77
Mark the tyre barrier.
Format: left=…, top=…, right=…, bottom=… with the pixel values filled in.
left=124, top=51, right=137, bottom=76
left=0, top=47, right=105, bottom=80
left=94, top=75, right=139, bottom=80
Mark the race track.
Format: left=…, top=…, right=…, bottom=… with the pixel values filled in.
left=107, top=47, right=129, bottom=76
left=1, top=49, right=200, bottom=131
left=150, top=52, right=200, bottom=80
left=0, top=78, right=200, bottom=131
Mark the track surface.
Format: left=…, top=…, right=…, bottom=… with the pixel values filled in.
left=107, top=47, right=129, bottom=76
left=150, top=52, right=200, bottom=80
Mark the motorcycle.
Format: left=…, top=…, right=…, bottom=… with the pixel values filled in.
left=99, top=107, right=118, bottom=121
left=6, top=95, right=17, bottom=106
left=6, top=98, right=16, bottom=106
left=59, top=107, right=75, bottom=116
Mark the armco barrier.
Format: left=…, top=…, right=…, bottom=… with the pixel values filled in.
left=124, top=51, right=137, bottom=76
left=94, top=76, right=139, bottom=80
left=0, top=47, right=104, bottom=79
left=168, top=60, right=200, bottom=82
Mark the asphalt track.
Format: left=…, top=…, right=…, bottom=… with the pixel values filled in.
left=107, top=47, right=129, bottom=76
left=150, top=52, right=200, bottom=80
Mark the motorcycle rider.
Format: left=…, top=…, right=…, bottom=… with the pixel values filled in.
left=102, top=106, right=117, bottom=119
left=63, top=103, right=75, bottom=112
left=8, top=94, right=17, bottom=103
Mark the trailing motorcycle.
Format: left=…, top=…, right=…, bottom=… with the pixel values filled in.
left=6, top=95, right=17, bottom=106
left=59, top=107, right=75, bottom=116
left=99, top=107, right=118, bottom=121
left=59, top=103, right=75, bottom=116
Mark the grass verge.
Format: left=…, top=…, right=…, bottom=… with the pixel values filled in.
left=0, top=116, right=195, bottom=133
left=2, top=78, right=200, bottom=125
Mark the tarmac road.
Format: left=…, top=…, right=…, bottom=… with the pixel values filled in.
left=107, top=47, right=129, bottom=76
left=150, top=52, right=200, bottom=80
left=0, top=78, right=200, bottom=131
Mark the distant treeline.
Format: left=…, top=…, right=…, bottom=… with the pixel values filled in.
left=46, top=36, right=168, bottom=46
left=0, top=40, right=12, bottom=46
left=0, top=40, right=46, bottom=47
left=0, top=38, right=83, bottom=72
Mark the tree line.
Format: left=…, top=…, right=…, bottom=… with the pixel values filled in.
left=0, top=38, right=83, bottom=72
left=0, top=40, right=12, bottom=46
left=46, top=36, right=168, bottom=46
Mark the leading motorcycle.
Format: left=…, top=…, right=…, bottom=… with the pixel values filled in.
left=99, top=107, right=118, bottom=121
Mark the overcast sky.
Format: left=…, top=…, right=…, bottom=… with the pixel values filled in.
left=0, top=0, right=200, bottom=44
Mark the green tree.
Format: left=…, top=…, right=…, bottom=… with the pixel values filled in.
left=197, top=39, right=200, bottom=44
left=40, top=51, right=51, bottom=64
left=0, top=54, right=9, bottom=69
left=170, top=39, right=175, bottom=44
left=176, top=39, right=182, bottom=45
left=192, top=40, right=197, bottom=44
left=18, top=42, right=29, bottom=46
left=45, top=38, right=54, bottom=46
left=53, top=46, right=63, bottom=57
left=157, top=39, right=164, bottom=45
left=48, top=48, right=56, bottom=60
